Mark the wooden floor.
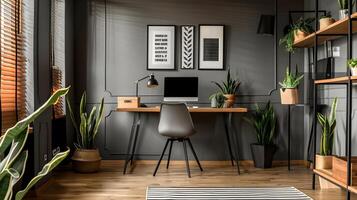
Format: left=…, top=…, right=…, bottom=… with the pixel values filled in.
left=25, top=160, right=357, bottom=200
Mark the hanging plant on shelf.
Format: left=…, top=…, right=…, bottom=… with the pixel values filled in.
left=279, top=66, right=304, bottom=105
left=347, top=58, right=357, bottom=76
left=319, top=12, right=335, bottom=30
left=279, top=17, right=315, bottom=52
left=338, top=0, right=355, bottom=19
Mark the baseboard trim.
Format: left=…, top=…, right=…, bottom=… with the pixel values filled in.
left=101, top=160, right=310, bottom=167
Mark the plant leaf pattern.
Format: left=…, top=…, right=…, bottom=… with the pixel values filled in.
left=181, top=26, right=194, bottom=69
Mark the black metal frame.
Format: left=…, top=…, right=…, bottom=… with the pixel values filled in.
left=301, top=0, right=355, bottom=199
left=123, top=112, right=241, bottom=175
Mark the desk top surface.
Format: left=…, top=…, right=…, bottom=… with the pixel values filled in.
left=117, top=107, right=248, bottom=113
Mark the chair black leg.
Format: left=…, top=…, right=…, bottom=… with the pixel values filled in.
left=187, top=139, right=203, bottom=171
left=182, top=140, right=191, bottom=178
left=153, top=139, right=170, bottom=176
left=167, top=139, right=173, bottom=169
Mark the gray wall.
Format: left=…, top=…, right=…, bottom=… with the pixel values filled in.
left=304, top=0, right=357, bottom=157
left=74, top=0, right=306, bottom=160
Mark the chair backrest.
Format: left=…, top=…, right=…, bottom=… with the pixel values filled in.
left=158, top=103, right=196, bottom=137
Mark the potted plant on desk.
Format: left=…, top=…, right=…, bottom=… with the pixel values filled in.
left=209, top=92, right=227, bottom=108
left=212, top=69, right=241, bottom=108
left=246, top=101, right=277, bottom=168
left=279, top=67, right=304, bottom=105
left=67, top=92, right=105, bottom=173
left=338, top=0, right=355, bottom=20
left=316, top=98, right=338, bottom=188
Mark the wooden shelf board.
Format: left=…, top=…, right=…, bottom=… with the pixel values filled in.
left=313, top=169, right=347, bottom=189
left=294, top=13, right=357, bottom=48
left=314, top=76, right=357, bottom=84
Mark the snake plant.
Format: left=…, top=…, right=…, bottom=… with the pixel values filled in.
left=66, top=92, right=104, bottom=149
left=0, top=87, right=70, bottom=200
left=338, top=0, right=355, bottom=9
left=212, top=69, right=241, bottom=94
left=246, top=101, right=277, bottom=145
left=317, top=98, right=338, bottom=156
left=279, top=66, right=304, bottom=90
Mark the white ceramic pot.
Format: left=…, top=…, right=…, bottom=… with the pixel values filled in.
left=339, top=9, right=349, bottom=20
left=351, top=67, right=357, bottom=76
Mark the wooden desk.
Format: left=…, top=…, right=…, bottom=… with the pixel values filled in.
left=117, top=106, right=248, bottom=175
left=117, top=107, right=248, bottom=113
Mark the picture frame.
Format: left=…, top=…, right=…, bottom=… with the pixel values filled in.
left=181, top=25, right=195, bottom=69
left=198, top=25, right=225, bottom=70
left=147, top=25, right=176, bottom=70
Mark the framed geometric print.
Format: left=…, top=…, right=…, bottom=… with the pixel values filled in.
left=181, top=25, right=195, bottom=69
left=198, top=25, right=225, bottom=70
left=147, top=25, right=176, bottom=70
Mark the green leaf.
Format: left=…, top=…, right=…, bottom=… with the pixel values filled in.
left=80, top=113, right=88, bottom=148
left=92, top=98, right=104, bottom=141
left=0, top=171, right=11, bottom=200
left=80, top=91, right=87, bottom=117
left=15, top=148, right=70, bottom=200
left=0, top=87, right=70, bottom=155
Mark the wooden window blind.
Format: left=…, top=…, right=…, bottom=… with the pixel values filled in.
left=0, top=0, right=27, bottom=132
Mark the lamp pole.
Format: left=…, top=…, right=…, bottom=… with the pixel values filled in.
left=135, top=75, right=150, bottom=97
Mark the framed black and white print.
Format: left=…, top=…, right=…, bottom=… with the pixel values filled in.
left=198, top=25, right=225, bottom=70
left=181, top=25, right=195, bottom=69
left=147, top=25, right=176, bottom=70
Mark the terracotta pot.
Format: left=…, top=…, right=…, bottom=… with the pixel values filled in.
left=280, top=88, right=298, bottom=105
left=315, top=154, right=333, bottom=169
left=223, top=94, right=235, bottom=108
left=294, top=30, right=307, bottom=43
left=319, top=18, right=335, bottom=30
left=351, top=68, right=357, bottom=76
left=72, top=149, right=101, bottom=173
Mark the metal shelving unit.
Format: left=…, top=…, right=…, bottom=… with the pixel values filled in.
left=289, top=0, right=356, bottom=199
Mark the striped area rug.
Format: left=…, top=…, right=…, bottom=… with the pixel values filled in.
left=146, top=187, right=312, bottom=200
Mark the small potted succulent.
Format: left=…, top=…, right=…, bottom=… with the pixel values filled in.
left=280, top=17, right=315, bottom=52
left=209, top=92, right=227, bottom=108
left=246, top=101, right=277, bottom=168
left=338, top=0, right=354, bottom=20
left=316, top=98, right=338, bottom=188
left=67, top=92, right=105, bottom=173
left=279, top=66, right=304, bottom=105
left=319, top=12, right=335, bottom=30
left=212, top=69, right=241, bottom=108
left=348, top=58, right=357, bottom=76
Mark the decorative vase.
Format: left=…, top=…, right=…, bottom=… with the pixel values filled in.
left=211, top=97, right=217, bottom=108
left=351, top=68, right=357, bottom=76
left=223, top=94, right=235, bottom=108
left=319, top=18, right=335, bottom=30
left=339, top=9, right=349, bottom=20
left=72, top=149, right=101, bottom=173
left=250, top=144, right=277, bottom=168
left=280, top=88, right=299, bottom=105
left=294, top=30, right=307, bottom=42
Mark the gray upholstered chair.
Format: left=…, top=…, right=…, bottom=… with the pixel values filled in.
left=153, top=103, right=203, bottom=178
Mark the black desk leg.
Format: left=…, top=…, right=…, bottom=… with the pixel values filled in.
left=130, top=113, right=141, bottom=165
left=227, top=113, right=241, bottom=175
left=223, top=114, right=235, bottom=166
left=123, top=113, right=141, bottom=174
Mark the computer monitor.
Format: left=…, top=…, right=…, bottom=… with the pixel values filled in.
left=164, top=77, right=199, bottom=102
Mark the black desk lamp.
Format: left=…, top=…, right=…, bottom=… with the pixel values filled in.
left=135, top=74, right=159, bottom=97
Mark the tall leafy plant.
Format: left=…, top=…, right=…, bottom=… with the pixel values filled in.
left=317, top=98, right=338, bottom=156
left=212, top=69, right=241, bottom=94
left=279, top=66, right=304, bottom=90
left=0, top=87, right=70, bottom=200
left=246, top=102, right=277, bottom=145
left=67, top=92, right=104, bottom=149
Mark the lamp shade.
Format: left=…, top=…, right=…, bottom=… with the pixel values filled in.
left=147, top=74, right=159, bottom=88
left=257, top=15, right=275, bottom=35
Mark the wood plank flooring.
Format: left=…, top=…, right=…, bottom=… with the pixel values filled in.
left=25, top=160, right=357, bottom=200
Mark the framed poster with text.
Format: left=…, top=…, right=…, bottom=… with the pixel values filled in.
left=147, top=25, right=176, bottom=70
